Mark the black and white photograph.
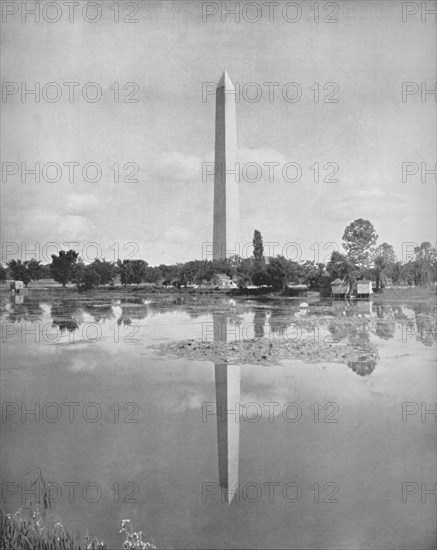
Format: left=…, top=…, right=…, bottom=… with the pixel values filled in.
left=0, top=1, right=436, bottom=549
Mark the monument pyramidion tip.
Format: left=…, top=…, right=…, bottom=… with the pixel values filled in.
left=217, top=70, right=235, bottom=90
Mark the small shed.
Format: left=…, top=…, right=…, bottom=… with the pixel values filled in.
left=356, top=279, right=373, bottom=297
left=330, top=278, right=348, bottom=297
left=11, top=280, right=24, bottom=293
left=211, top=273, right=237, bottom=289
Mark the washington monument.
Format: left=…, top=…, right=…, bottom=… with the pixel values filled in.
left=213, top=312, right=240, bottom=504
left=213, top=70, right=241, bottom=261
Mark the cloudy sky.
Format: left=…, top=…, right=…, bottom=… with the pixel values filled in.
left=1, top=0, right=435, bottom=265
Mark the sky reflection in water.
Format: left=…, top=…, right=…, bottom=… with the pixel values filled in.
left=1, top=294, right=436, bottom=549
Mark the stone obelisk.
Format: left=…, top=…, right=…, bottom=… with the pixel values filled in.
left=213, top=70, right=240, bottom=261
left=213, top=312, right=240, bottom=504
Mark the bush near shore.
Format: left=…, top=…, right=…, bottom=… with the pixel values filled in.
left=0, top=508, right=156, bottom=550
left=0, top=471, right=157, bottom=550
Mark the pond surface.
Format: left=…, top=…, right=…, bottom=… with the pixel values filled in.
left=1, top=293, right=436, bottom=549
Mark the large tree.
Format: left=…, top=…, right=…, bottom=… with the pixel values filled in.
left=117, top=259, right=148, bottom=285
left=143, top=266, right=163, bottom=284
left=342, top=218, right=378, bottom=268
left=179, top=260, right=205, bottom=285
left=297, top=260, right=326, bottom=289
left=7, top=259, right=43, bottom=287
left=235, top=257, right=253, bottom=288
left=26, top=259, right=43, bottom=282
left=326, top=251, right=355, bottom=281
left=71, top=261, right=101, bottom=291
left=373, top=243, right=396, bottom=290
left=374, top=242, right=396, bottom=264
left=252, top=229, right=267, bottom=285
left=413, top=242, right=437, bottom=285
left=90, top=259, right=117, bottom=286
left=266, top=256, right=298, bottom=291
left=159, top=263, right=181, bottom=286
left=7, top=259, right=32, bottom=286
left=253, top=230, right=265, bottom=265
left=50, top=250, right=79, bottom=287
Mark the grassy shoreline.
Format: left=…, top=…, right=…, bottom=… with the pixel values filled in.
left=1, top=284, right=435, bottom=304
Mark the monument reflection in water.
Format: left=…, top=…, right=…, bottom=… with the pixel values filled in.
left=213, top=312, right=241, bottom=504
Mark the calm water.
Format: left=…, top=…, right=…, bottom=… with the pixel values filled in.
left=1, top=293, right=436, bottom=549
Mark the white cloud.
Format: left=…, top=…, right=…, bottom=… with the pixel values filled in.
left=154, top=151, right=203, bottom=182
left=65, top=194, right=100, bottom=215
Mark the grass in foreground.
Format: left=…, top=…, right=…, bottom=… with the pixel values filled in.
left=0, top=505, right=105, bottom=550
left=0, top=510, right=157, bottom=550
left=0, top=471, right=156, bottom=550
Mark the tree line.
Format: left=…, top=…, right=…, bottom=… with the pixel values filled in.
left=1, top=219, right=436, bottom=292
